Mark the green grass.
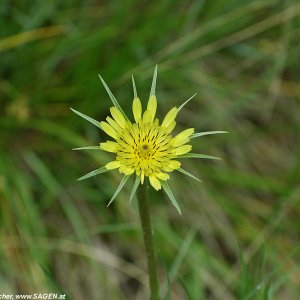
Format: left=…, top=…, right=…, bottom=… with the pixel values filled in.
left=1, top=0, right=300, bottom=299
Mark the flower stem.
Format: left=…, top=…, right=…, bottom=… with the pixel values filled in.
left=137, top=182, right=160, bottom=300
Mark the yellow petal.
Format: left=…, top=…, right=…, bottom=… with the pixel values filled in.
left=165, top=120, right=176, bottom=134
left=156, top=172, right=170, bottom=181
left=110, top=107, right=126, bottom=128
left=173, top=128, right=195, bottom=147
left=162, top=165, right=173, bottom=172
left=119, top=165, right=135, bottom=175
left=123, top=131, right=134, bottom=144
left=175, top=145, right=192, bottom=155
left=100, top=121, right=118, bottom=139
left=147, top=95, right=157, bottom=121
left=100, top=141, right=119, bottom=153
left=143, top=110, right=152, bottom=123
left=132, top=97, right=142, bottom=122
left=105, top=160, right=121, bottom=170
left=162, top=107, right=178, bottom=128
left=141, top=171, right=145, bottom=184
left=106, top=116, right=122, bottom=133
left=149, top=175, right=161, bottom=190
left=168, top=160, right=181, bottom=170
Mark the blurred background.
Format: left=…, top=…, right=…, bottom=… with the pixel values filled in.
left=1, top=0, right=300, bottom=299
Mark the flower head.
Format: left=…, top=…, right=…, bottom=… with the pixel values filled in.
left=72, top=66, right=226, bottom=213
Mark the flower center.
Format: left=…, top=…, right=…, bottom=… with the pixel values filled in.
left=137, top=143, right=153, bottom=159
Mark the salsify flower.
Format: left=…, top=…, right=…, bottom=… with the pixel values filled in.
left=71, top=66, right=226, bottom=214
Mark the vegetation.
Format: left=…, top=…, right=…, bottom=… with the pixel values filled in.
left=1, top=0, right=300, bottom=299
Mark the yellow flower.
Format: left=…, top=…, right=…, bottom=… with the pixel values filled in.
left=71, top=66, right=227, bottom=213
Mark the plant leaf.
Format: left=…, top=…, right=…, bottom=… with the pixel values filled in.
left=176, top=168, right=202, bottom=182
left=150, top=65, right=158, bottom=96
left=191, top=131, right=228, bottom=139
left=178, top=93, right=197, bottom=112
left=161, top=181, right=181, bottom=215
left=72, top=146, right=100, bottom=150
left=70, top=108, right=100, bottom=128
left=129, top=175, right=140, bottom=203
left=178, top=153, right=221, bottom=160
left=107, top=175, right=130, bottom=206
left=98, top=74, right=127, bottom=118
left=77, top=166, right=108, bottom=181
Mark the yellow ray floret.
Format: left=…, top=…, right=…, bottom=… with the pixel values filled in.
left=147, top=95, right=157, bottom=121
left=132, top=97, right=142, bottom=122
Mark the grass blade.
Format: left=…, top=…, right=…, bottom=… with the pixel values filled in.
left=77, top=166, right=108, bottom=181
left=161, top=182, right=181, bottom=215
left=169, top=228, right=196, bottom=281
left=70, top=108, right=100, bottom=128
left=176, top=168, right=202, bottom=182
left=107, top=175, right=130, bottom=206
left=22, top=151, right=88, bottom=241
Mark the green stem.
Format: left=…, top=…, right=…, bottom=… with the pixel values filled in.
left=137, top=181, right=160, bottom=300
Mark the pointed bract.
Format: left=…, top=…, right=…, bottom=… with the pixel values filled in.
left=178, top=153, right=221, bottom=160
left=70, top=108, right=100, bottom=128
left=107, top=175, right=130, bottom=206
left=98, top=74, right=127, bottom=118
left=77, top=166, right=108, bottom=181
left=150, top=65, right=158, bottom=97
left=161, top=182, right=181, bottom=215
left=191, top=131, right=228, bottom=139
left=178, top=94, right=197, bottom=112
left=132, top=75, right=138, bottom=98
left=73, top=146, right=100, bottom=151
left=176, top=168, right=201, bottom=182
left=130, top=175, right=141, bottom=202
